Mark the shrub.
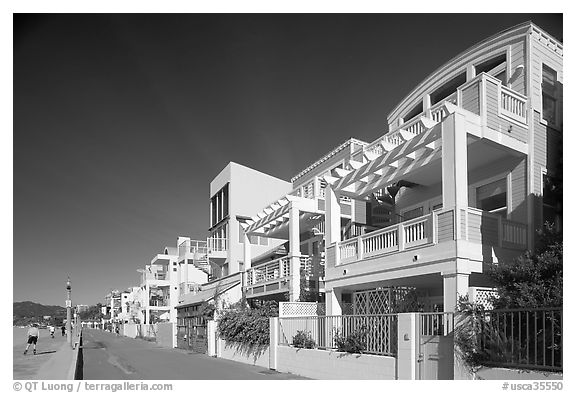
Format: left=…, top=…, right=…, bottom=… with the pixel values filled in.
left=333, top=328, right=367, bottom=354
left=217, top=301, right=278, bottom=346
left=292, top=330, right=316, bottom=349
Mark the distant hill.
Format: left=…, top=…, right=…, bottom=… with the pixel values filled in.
left=13, top=301, right=66, bottom=324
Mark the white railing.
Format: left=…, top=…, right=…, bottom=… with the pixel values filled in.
left=338, top=214, right=434, bottom=264
left=181, top=240, right=208, bottom=254
left=466, top=207, right=527, bottom=249
left=430, top=92, right=457, bottom=123
left=246, top=255, right=314, bottom=286
left=208, top=237, right=227, bottom=252
left=500, top=85, right=527, bottom=124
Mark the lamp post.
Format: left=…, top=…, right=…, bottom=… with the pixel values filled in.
left=66, top=276, right=72, bottom=347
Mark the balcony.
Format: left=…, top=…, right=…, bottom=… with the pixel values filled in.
left=291, top=178, right=353, bottom=217
left=331, top=207, right=527, bottom=267
left=244, top=255, right=323, bottom=298
left=149, top=299, right=169, bottom=307
left=207, top=237, right=228, bottom=260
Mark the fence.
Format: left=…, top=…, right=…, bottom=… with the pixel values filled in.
left=474, top=308, right=562, bottom=371
left=278, top=314, right=398, bottom=356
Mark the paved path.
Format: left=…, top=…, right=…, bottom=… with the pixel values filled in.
left=13, top=327, right=73, bottom=379
left=82, top=329, right=307, bottom=380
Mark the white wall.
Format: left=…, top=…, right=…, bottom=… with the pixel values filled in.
left=277, top=346, right=397, bottom=380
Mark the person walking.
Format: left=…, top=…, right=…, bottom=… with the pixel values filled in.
left=49, top=325, right=55, bottom=338
left=61, top=325, right=66, bottom=336
left=23, top=323, right=39, bottom=355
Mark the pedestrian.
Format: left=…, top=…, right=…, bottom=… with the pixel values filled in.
left=49, top=325, right=55, bottom=338
left=23, top=323, right=39, bottom=355
left=115, top=325, right=120, bottom=336
left=61, top=325, right=66, bottom=336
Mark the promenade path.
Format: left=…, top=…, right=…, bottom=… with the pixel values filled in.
left=82, top=328, right=307, bottom=380
left=13, top=327, right=76, bottom=380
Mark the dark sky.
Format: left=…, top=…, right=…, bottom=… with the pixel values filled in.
left=13, top=14, right=562, bottom=306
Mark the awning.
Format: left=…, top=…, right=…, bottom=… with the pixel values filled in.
left=176, top=281, right=240, bottom=308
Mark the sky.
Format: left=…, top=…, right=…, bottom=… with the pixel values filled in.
left=12, top=13, right=563, bottom=307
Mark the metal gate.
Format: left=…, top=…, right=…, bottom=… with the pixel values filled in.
left=418, top=312, right=454, bottom=380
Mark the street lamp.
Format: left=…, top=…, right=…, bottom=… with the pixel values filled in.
left=66, top=276, right=72, bottom=347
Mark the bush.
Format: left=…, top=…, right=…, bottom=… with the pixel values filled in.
left=334, top=328, right=367, bottom=354
left=292, top=330, right=316, bottom=349
left=217, top=301, right=278, bottom=346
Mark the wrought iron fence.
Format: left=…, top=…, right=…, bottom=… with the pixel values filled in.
left=278, top=314, right=398, bottom=356
left=472, top=308, right=562, bottom=371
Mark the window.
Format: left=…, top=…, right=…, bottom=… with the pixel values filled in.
left=210, top=183, right=229, bottom=227
left=430, top=73, right=466, bottom=105
left=475, top=53, right=507, bottom=79
left=404, top=102, right=424, bottom=122
left=476, top=178, right=507, bottom=216
left=542, top=64, right=558, bottom=126
left=403, top=206, right=423, bottom=221
left=432, top=203, right=443, bottom=211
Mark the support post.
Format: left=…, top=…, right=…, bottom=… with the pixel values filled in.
left=242, top=233, right=252, bottom=291
left=397, top=313, right=418, bottom=380
left=325, top=186, right=341, bottom=246
left=289, top=205, right=301, bottom=301
left=269, top=317, right=279, bottom=370
left=441, top=111, right=469, bottom=241
left=442, top=271, right=469, bottom=313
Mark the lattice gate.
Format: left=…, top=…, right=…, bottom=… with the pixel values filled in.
left=352, top=287, right=434, bottom=314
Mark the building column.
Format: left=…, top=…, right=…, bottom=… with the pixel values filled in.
left=145, top=283, right=150, bottom=324
left=242, top=232, right=252, bottom=292
left=442, top=271, right=469, bottom=313
left=441, top=111, right=469, bottom=240
left=325, top=287, right=343, bottom=316
left=289, top=205, right=301, bottom=301
left=325, top=185, right=341, bottom=246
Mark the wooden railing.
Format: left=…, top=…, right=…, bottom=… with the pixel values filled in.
left=246, top=255, right=313, bottom=286
left=338, top=214, right=434, bottom=264
left=500, top=85, right=527, bottom=124
left=333, top=206, right=528, bottom=266
left=466, top=207, right=527, bottom=249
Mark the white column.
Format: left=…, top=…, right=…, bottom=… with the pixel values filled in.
left=145, top=283, right=150, bottom=324
left=269, top=317, right=279, bottom=370
left=325, top=288, right=342, bottom=316
left=397, top=313, right=418, bottom=380
left=423, top=94, right=431, bottom=118
left=289, top=205, right=301, bottom=301
left=466, top=64, right=476, bottom=81
left=182, top=259, right=189, bottom=295
left=325, top=185, right=341, bottom=246
left=441, top=111, right=469, bottom=240
left=442, top=271, right=469, bottom=313
left=242, top=233, right=252, bottom=291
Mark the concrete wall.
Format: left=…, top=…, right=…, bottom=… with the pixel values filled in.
left=156, top=322, right=174, bottom=348
left=217, top=339, right=270, bottom=369
left=475, top=367, right=562, bottom=380
left=276, top=346, right=397, bottom=380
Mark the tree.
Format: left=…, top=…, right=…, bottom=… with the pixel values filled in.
left=488, top=223, right=562, bottom=309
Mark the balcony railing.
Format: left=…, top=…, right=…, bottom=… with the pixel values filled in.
left=339, top=214, right=433, bottom=264
left=207, top=237, right=227, bottom=252
left=499, top=86, right=527, bottom=124
left=178, top=240, right=208, bottom=256
left=149, top=299, right=169, bottom=307
left=334, top=207, right=528, bottom=265
left=246, top=255, right=318, bottom=286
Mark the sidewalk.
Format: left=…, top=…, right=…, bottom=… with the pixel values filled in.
left=13, top=328, right=79, bottom=380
